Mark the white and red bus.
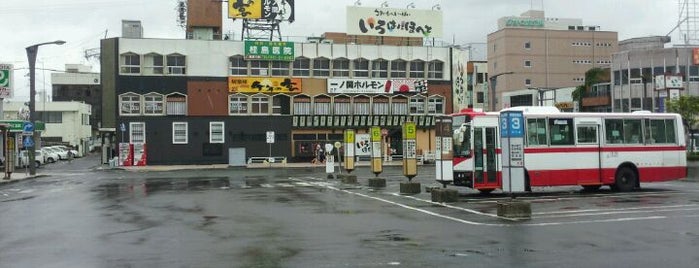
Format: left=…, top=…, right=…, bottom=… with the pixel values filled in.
left=449, top=107, right=687, bottom=193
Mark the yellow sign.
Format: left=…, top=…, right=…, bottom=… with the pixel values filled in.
left=228, top=0, right=262, bottom=19
left=228, top=77, right=302, bottom=94
left=344, top=129, right=355, bottom=143
left=403, top=122, right=416, bottom=139
left=371, top=127, right=381, bottom=142
left=555, top=102, right=574, bottom=109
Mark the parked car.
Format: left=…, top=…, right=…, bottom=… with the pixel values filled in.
left=53, top=145, right=79, bottom=158
left=41, top=147, right=59, bottom=163
left=18, top=150, right=42, bottom=168
left=48, top=146, right=71, bottom=160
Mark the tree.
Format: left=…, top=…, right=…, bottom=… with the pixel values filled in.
left=572, top=68, right=609, bottom=111
left=666, top=95, right=699, bottom=151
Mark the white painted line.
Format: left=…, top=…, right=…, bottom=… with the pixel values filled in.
left=287, top=177, right=699, bottom=227
left=536, top=207, right=699, bottom=219
left=390, top=193, right=506, bottom=220
left=533, top=204, right=699, bottom=215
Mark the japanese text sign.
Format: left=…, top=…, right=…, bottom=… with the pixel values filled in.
left=347, top=6, right=443, bottom=38
left=228, top=77, right=302, bottom=93
left=244, top=41, right=295, bottom=61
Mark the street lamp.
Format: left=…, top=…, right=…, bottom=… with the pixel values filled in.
left=26, top=40, right=66, bottom=175
left=488, top=72, right=514, bottom=111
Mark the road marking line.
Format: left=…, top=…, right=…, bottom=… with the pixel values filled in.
left=391, top=193, right=506, bottom=220
left=533, top=204, right=699, bottom=215
left=536, top=207, right=699, bottom=219
left=288, top=177, right=699, bottom=227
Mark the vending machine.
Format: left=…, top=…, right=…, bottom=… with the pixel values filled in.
left=118, top=142, right=133, bottom=166
left=133, top=143, right=147, bottom=166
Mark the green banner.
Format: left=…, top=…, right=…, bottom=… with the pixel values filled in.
left=244, top=41, right=294, bottom=61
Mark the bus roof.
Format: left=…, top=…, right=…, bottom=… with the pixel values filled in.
left=500, top=106, right=561, bottom=113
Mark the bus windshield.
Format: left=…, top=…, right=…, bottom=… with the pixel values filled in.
left=453, top=122, right=472, bottom=157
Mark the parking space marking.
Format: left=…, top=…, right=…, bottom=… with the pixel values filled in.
left=534, top=205, right=699, bottom=219
left=288, top=177, right=699, bottom=227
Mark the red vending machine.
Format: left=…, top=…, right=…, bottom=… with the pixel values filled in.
left=118, top=142, right=133, bottom=166
left=133, top=143, right=147, bottom=166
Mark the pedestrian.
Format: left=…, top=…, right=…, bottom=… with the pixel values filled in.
left=68, top=149, right=74, bottom=163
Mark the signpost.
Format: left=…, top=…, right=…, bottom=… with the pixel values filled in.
left=266, top=131, right=274, bottom=167
left=500, top=111, right=525, bottom=194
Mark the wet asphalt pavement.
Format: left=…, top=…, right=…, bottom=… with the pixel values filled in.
left=1, top=154, right=699, bottom=268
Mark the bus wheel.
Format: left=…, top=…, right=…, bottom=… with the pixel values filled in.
left=478, top=189, right=493, bottom=195
left=614, top=167, right=637, bottom=192
left=582, top=185, right=602, bottom=191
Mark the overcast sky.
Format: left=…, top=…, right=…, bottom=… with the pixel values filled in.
left=0, top=0, right=679, bottom=102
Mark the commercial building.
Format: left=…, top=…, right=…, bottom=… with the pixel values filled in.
left=487, top=10, right=618, bottom=110
left=100, top=1, right=460, bottom=165
left=51, top=64, right=102, bottom=136
left=3, top=101, right=92, bottom=156
left=610, top=36, right=699, bottom=113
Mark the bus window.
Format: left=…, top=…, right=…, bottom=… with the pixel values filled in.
left=605, top=119, right=624, bottom=144
left=527, top=118, right=547, bottom=146
left=549, top=118, right=574, bottom=145
left=623, top=119, right=642, bottom=144
left=577, top=125, right=598, bottom=144
left=646, top=119, right=676, bottom=144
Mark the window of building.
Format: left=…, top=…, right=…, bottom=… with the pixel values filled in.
left=230, top=55, right=247, bottom=75
left=549, top=118, right=573, bottom=145
left=120, top=53, right=140, bottom=74
left=409, top=95, right=426, bottom=114
left=353, top=58, right=369, bottom=77
left=166, top=93, right=187, bottom=115
left=172, top=122, right=188, bottom=144
left=143, top=93, right=164, bottom=115
left=313, top=57, right=330, bottom=77
left=271, top=61, right=290, bottom=76
left=332, top=58, right=350, bottom=77
left=251, top=94, right=269, bottom=114
left=334, top=95, right=351, bottom=115
left=409, top=60, right=425, bottom=78
left=166, top=54, right=186, bottom=75
left=427, top=96, right=444, bottom=114
left=229, top=94, right=248, bottom=114
left=476, top=92, right=484, bottom=104
left=524, top=41, right=531, bottom=49
left=293, top=57, right=310, bottom=76
left=524, top=60, right=532, bottom=67
left=314, top=96, right=331, bottom=115
left=144, top=53, right=163, bottom=75
left=353, top=96, right=371, bottom=115
left=209, top=122, right=224, bottom=143
left=371, top=59, right=388, bottom=78
left=119, top=93, right=141, bottom=115
left=427, top=60, right=443, bottom=79
left=525, top=79, right=531, bottom=87
left=390, top=59, right=407, bottom=78
left=392, top=96, right=408, bottom=115
left=293, top=95, right=312, bottom=115
left=36, top=111, right=62, bottom=123
left=130, top=122, right=146, bottom=143
left=250, top=60, right=269, bottom=76
left=372, top=96, right=389, bottom=115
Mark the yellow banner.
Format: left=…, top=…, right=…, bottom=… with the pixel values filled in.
left=228, top=0, right=262, bottom=19
left=228, top=77, right=302, bottom=93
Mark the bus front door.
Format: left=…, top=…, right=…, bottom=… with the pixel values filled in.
left=473, top=127, right=498, bottom=191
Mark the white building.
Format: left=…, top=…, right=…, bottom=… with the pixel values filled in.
left=3, top=101, right=92, bottom=156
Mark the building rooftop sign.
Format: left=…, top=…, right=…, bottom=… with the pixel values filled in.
left=244, top=41, right=295, bottom=61
left=346, top=6, right=443, bottom=38
left=505, top=17, right=545, bottom=28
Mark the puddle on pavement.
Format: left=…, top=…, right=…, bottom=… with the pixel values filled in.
left=93, top=177, right=231, bottom=199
